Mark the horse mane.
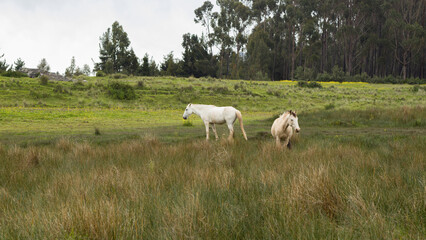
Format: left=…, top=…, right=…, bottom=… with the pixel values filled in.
left=191, top=104, right=216, bottom=107
left=280, top=110, right=297, bottom=118
left=279, top=111, right=290, bottom=119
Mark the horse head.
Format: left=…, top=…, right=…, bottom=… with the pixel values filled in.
left=288, top=110, right=300, bottom=133
left=182, top=103, right=193, bottom=120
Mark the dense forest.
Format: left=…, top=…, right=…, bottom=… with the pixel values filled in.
left=1, top=0, right=425, bottom=83
left=186, top=0, right=426, bottom=81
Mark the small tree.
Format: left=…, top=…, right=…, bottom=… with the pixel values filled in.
left=141, top=53, right=150, bottom=76
left=160, top=52, right=180, bottom=76
left=74, top=67, right=83, bottom=76
left=37, top=58, right=50, bottom=73
left=149, top=58, right=160, bottom=76
left=0, top=53, right=8, bottom=71
left=65, top=56, right=76, bottom=77
left=83, top=64, right=91, bottom=76
left=14, top=58, right=25, bottom=71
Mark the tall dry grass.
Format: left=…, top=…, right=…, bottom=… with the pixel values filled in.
left=0, top=135, right=424, bottom=239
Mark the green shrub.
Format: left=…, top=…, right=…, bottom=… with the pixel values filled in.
left=180, top=86, right=194, bottom=92
left=297, top=81, right=322, bottom=88
left=351, top=72, right=370, bottom=82
left=295, top=66, right=316, bottom=81
left=39, top=75, right=49, bottom=85
left=107, top=81, right=136, bottom=100
left=207, top=86, right=229, bottom=94
left=267, top=89, right=282, bottom=97
left=411, top=85, right=419, bottom=92
left=254, top=71, right=268, bottom=81
left=110, top=73, right=128, bottom=79
left=1, top=71, right=27, bottom=78
left=331, top=66, right=345, bottom=83
left=30, top=90, right=50, bottom=99
left=53, top=85, right=71, bottom=94
left=177, top=87, right=198, bottom=104
left=182, top=120, right=193, bottom=127
left=96, top=70, right=106, bottom=77
left=136, top=80, right=145, bottom=89
left=316, top=72, right=333, bottom=82
left=324, top=103, right=336, bottom=110
left=294, top=66, right=305, bottom=80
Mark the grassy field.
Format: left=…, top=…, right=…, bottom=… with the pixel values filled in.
left=0, top=76, right=425, bottom=239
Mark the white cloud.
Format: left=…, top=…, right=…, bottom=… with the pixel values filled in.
left=0, top=0, right=204, bottom=73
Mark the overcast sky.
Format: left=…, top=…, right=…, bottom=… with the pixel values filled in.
left=0, top=0, right=205, bottom=73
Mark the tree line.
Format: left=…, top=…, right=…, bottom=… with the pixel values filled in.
left=94, top=0, right=425, bottom=83
left=2, top=0, right=424, bottom=83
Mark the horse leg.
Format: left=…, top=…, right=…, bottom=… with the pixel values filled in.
left=204, top=121, right=210, bottom=140
left=275, top=136, right=282, bottom=148
left=287, top=140, right=292, bottom=149
left=211, top=123, right=219, bottom=140
left=227, top=122, right=234, bottom=142
left=283, top=137, right=290, bottom=150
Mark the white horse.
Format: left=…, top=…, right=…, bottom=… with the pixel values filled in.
left=182, top=104, right=248, bottom=141
left=271, top=110, right=300, bottom=149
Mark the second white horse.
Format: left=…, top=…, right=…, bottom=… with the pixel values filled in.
left=271, top=110, right=300, bottom=149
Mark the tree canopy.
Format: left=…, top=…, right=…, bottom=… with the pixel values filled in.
left=92, top=1, right=425, bottom=82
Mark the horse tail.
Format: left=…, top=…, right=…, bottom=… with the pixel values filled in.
left=235, top=110, right=248, bottom=140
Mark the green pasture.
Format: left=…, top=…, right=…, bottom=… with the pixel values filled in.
left=0, top=76, right=424, bottom=111
left=0, top=75, right=425, bottom=144
left=0, top=76, right=425, bottom=239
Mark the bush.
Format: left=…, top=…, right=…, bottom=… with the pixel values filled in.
left=294, top=66, right=305, bottom=80
left=351, top=72, right=370, bottom=82
left=295, top=66, right=316, bottom=81
left=411, top=85, right=419, bottom=92
left=177, top=87, right=198, bottom=104
left=107, top=81, right=136, bottom=100
left=207, top=86, right=229, bottom=94
left=331, top=66, right=345, bottom=83
left=110, top=73, right=128, bottom=79
left=316, top=72, right=333, bottom=82
left=267, top=89, right=282, bottom=97
left=30, top=90, right=50, bottom=99
left=1, top=71, right=27, bottom=78
left=182, top=120, right=193, bottom=127
left=96, top=70, right=106, bottom=77
left=53, top=85, right=71, bottom=94
left=324, top=103, right=336, bottom=110
left=297, top=81, right=323, bottom=88
left=234, top=81, right=247, bottom=91
left=136, top=80, right=145, bottom=89
left=39, top=75, right=49, bottom=85
left=254, top=71, right=268, bottom=81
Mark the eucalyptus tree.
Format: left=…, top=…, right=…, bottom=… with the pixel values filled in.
left=194, top=1, right=216, bottom=54
left=386, top=0, right=425, bottom=79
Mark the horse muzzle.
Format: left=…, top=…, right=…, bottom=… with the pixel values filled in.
left=295, top=128, right=300, bottom=133
left=183, top=117, right=187, bottom=120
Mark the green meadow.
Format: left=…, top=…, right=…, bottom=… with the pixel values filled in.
left=0, top=76, right=425, bottom=239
